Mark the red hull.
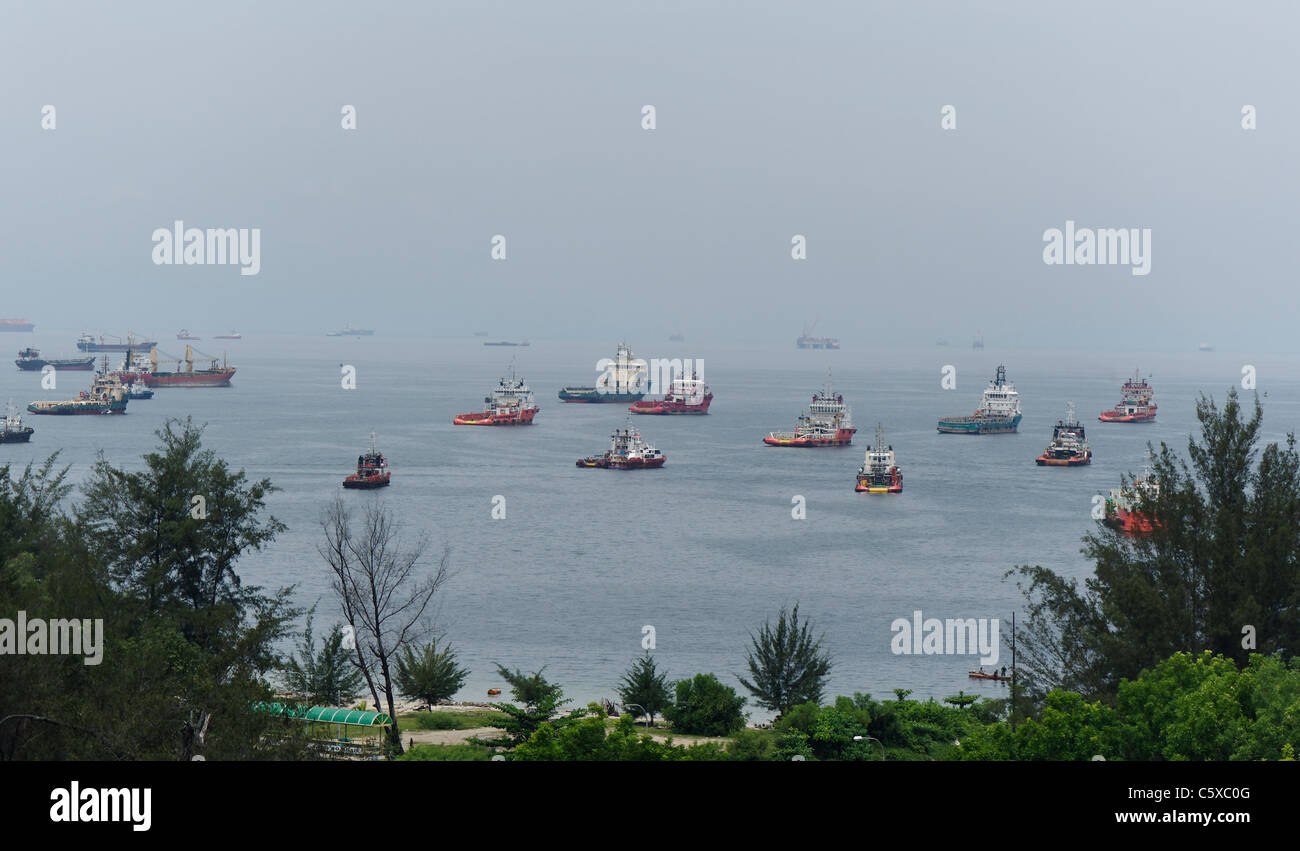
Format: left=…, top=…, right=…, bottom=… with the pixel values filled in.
left=117, top=369, right=235, bottom=387
left=1098, top=410, right=1156, bottom=423
left=343, top=473, right=391, bottom=488
left=1107, top=508, right=1156, bottom=535
left=628, top=393, right=712, bottom=415
left=453, top=407, right=539, bottom=425
left=1036, top=453, right=1092, bottom=466
left=576, top=456, right=667, bottom=469
left=764, top=429, right=856, bottom=447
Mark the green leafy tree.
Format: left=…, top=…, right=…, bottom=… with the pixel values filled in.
left=1, top=433, right=306, bottom=761
left=738, top=604, right=832, bottom=716
left=394, top=638, right=469, bottom=708
left=282, top=612, right=365, bottom=706
left=617, top=653, right=672, bottom=725
left=1009, top=389, right=1300, bottom=700
left=512, top=706, right=728, bottom=761
left=485, top=665, right=581, bottom=746
left=663, top=673, right=747, bottom=736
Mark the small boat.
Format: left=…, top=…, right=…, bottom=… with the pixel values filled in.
left=968, top=670, right=1011, bottom=682
left=487, top=688, right=502, bottom=696
left=0, top=402, right=34, bottom=443
left=126, top=381, right=154, bottom=400
left=577, top=421, right=666, bottom=469
left=343, top=434, right=391, bottom=489
left=855, top=423, right=903, bottom=492
left=1036, top=402, right=1091, bottom=466
left=1098, top=369, right=1156, bottom=423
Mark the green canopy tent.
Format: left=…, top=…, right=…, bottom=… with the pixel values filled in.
left=252, top=702, right=392, bottom=749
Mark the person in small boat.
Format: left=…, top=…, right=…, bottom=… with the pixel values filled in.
left=978, top=666, right=985, bottom=674
left=1001, top=666, right=1007, bottom=678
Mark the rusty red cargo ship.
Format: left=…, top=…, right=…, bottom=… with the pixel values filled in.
left=116, top=345, right=235, bottom=387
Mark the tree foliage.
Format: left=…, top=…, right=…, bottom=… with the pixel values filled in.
left=281, top=612, right=364, bottom=706
left=663, top=673, right=747, bottom=736
left=1, top=424, right=305, bottom=761
left=738, top=604, right=832, bottom=716
left=394, top=638, right=469, bottom=707
left=1010, top=390, right=1300, bottom=700
left=616, top=653, right=672, bottom=724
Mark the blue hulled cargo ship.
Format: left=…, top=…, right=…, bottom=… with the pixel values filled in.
left=937, top=364, right=1022, bottom=434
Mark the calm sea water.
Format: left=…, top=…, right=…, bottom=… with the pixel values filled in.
left=4, top=331, right=1298, bottom=718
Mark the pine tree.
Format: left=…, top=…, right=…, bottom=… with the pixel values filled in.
left=738, top=604, right=832, bottom=716
left=617, top=654, right=672, bottom=725
left=394, top=638, right=469, bottom=708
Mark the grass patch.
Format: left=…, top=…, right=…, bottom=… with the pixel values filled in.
left=398, top=743, right=497, bottom=761
left=402, top=709, right=509, bottom=731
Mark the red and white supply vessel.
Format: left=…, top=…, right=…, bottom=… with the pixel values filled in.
left=454, top=365, right=539, bottom=425
left=1099, top=369, right=1156, bottom=423
left=628, top=370, right=712, bottom=415
left=764, top=370, right=856, bottom=446
left=577, top=421, right=666, bottom=469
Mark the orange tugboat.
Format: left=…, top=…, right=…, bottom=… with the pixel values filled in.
left=1099, top=369, right=1156, bottom=423
left=343, top=435, right=391, bottom=489
left=453, top=366, right=539, bottom=425
left=764, top=370, right=855, bottom=446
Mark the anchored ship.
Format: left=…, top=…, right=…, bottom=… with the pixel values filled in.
left=453, top=366, right=539, bottom=425
left=483, top=340, right=530, bottom=347
left=628, top=371, right=712, bottom=415
left=765, top=370, right=856, bottom=446
left=0, top=319, right=35, bottom=333
left=116, top=345, right=235, bottom=387
left=0, top=402, right=34, bottom=443
left=937, top=365, right=1021, bottom=434
left=855, top=423, right=902, bottom=492
left=1104, top=462, right=1159, bottom=535
left=327, top=325, right=375, bottom=337
left=214, top=330, right=242, bottom=340
left=559, top=342, right=647, bottom=403
left=27, top=364, right=129, bottom=415
left=76, top=332, right=157, bottom=352
left=1098, top=369, right=1156, bottom=423
left=343, top=435, right=391, bottom=488
left=176, top=329, right=201, bottom=340
left=577, top=421, right=666, bottom=469
left=1036, top=402, right=1091, bottom=466
left=126, top=380, right=155, bottom=400
left=15, top=348, right=95, bottom=371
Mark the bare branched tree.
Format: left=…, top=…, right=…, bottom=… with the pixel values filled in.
left=318, top=497, right=451, bottom=753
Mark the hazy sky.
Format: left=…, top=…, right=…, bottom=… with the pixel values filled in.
left=3, top=1, right=1296, bottom=350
